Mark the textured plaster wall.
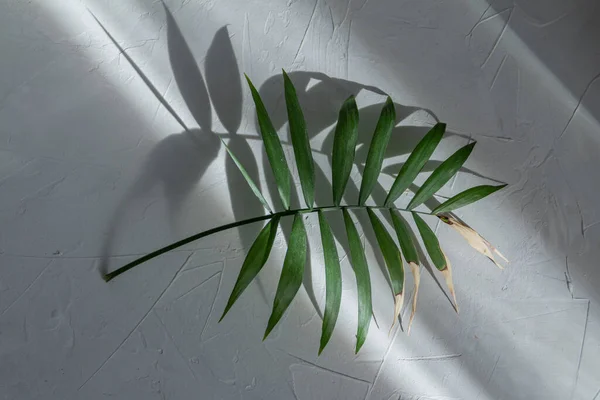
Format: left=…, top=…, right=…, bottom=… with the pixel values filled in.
left=1, top=0, right=599, bottom=399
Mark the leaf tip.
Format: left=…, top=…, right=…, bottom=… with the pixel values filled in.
left=219, top=303, right=234, bottom=322
left=493, top=248, right=509, bottom=263
left=433, top=122, right=447, bottom=132
left=344, top=94, right=357, bottom=108
left=244, top=73, right=254, bottom=87
left=262, top=327, right=272, bottom=341
left=389, top=292, right=404, bottom=336
left=407, top=262, right=420, bottom=335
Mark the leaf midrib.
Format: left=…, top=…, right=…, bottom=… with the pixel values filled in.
left=103, top=204, right=432, bottom=282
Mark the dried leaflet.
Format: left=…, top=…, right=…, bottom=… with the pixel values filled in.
left=440, top=250, right=458, bottom=313
left=407, top=261, right=420, bottom=335
left=390, top=291, right=404, bottom=335
left=440, top=215, right=508, bottom=269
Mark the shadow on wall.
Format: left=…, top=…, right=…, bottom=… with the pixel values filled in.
left=98, top=4, right=521, bottom=399
left=481, top=0, right=600, bottom=126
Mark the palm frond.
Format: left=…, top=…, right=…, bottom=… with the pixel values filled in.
left=97, top=30, right=509, bottom=354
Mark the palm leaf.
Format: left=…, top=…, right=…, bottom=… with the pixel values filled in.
left=283, top=70, right=315, bottom=208
left=331, top=96, right=359, bottom=206
left=412, top=212, right=458, bottom=312
left=93, top=33, right=510, bottom=353
left=343, top=208, right=372, bottom=353
left=408, top=142, right=476, bottom=210
left=222, top=140, right=273, bottom=213
left=246, top=75, right=292, bottom=210
left=220, top=216, right=280, bottom=321
left=264, top=213, right=307, bottom=339
left=367, top=208, right=404, bottom=330
left=385, top=123, right=445, bottom=206
left=390, top=211, right=418, bottom=264
left=318, top=210, right=342, bottom=355
left=432, top=184, right=506, bottom=214
left=440, top=215, right=508, bottom=269
left=390, top=211, right=420, bottom=333
left=359, top=97, right=396, bottom=205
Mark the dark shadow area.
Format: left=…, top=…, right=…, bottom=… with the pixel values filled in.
left=481, top=0, right=600, bottom=129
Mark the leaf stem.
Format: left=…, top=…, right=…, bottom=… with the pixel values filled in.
left=103, top=205, right=431, bottom=282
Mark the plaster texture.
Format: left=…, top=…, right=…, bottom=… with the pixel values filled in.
left=1, top=0, right=599, bottom=399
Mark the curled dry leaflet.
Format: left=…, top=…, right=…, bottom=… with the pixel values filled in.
left=96, top=15, right=508, bottom=356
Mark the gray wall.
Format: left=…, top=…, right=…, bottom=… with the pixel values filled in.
left=0, top=0, right=598, bottom=399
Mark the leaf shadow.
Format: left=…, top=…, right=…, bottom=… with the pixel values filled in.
left=97, top=5, right=221, bottom=276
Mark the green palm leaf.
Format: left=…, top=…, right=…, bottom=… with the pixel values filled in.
left=283, top=70, right=315, bottom=209
left=412, top=213, right=446, bottom=270
left=94, top=33, right=510, bottom=353
left=264, top=213, right=307, bottom=339
left=246, top=75, right=292, bottom=210
left=385, top=123, right=445, bottom=206
left=413, top=212, right=458, bottom=312
left=343, top=208, right=372, bottom=353
left=318, top=210, right=342, bottom=355
left=220, top=216, right=280, bottom=321
left=359, top=97, right=396, bottom=205
left=390, top=211, right=418, bottom=264
left=222, top=140, right=273, bottom=213
left=432, top=184, right=506, bottom=214
left=408, top=142, right=476, bottom=210
left=332, top=96, right=359, bottom=206
left=367, top=208, right=404, bottom=329
left=390, top=210, right=421, bottom=333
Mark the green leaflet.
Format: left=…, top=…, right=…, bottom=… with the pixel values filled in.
left=413, top=213, right=458, bottom=311
left=432, top=184, right=507, bottom=214
left=359, top=97, right=396, bottom=205
left=408, top=142, right=476, bottom=210
left=283, top=70, right=315, bottom=209
left=390, top=211, right=419, bottom=264
left=367, top=209, right=404, bottom=296
left=385, top=123, right=446, bottom=206
left=246, top=75, right=292, bottom=210
left=220, top=216, right=280, bottom=321
left=390, top=210, right=421, bottom=333
left=318, top=211, right=342, bottom=355
left=342, top=208, right=372, bottom=353
left=264, top=214, right=307, bottom=339
left=412, top=213, right=446, bottom=271
left=332, top=96, right=359, bottom=206
left=221, top=139, right=273, bottom=213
